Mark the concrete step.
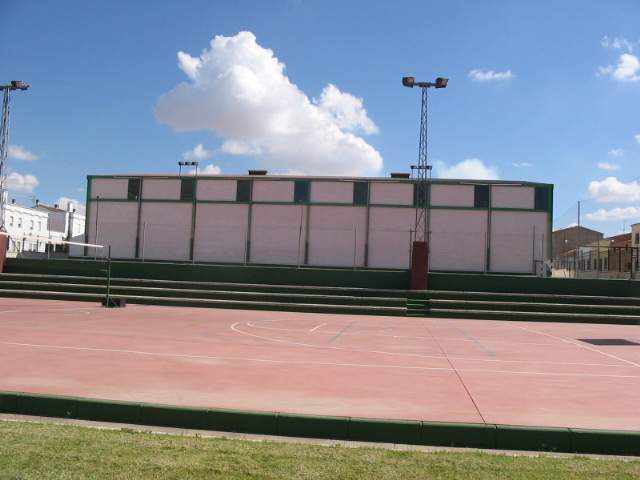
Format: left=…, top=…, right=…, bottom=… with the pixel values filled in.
left=0, top=273, right=409, bottom=298
left=0, top=281, right=405, bottom=308
left=428, top=308, right=640, bottom=325
left=427, top=289, right=640, bottom=306
left=429, top=299, right=640, bottom=316
left=0, top=288, right=407, bottom=317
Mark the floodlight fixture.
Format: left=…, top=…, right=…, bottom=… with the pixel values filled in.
left=1, top=80, right=30, bottom=91
left=402, top=76, right=415, bottom=88
left=434, top=77, right=448, bottom=88
left=178, top=160, right=199, bottom=176
left=401, top=76, right=448, bottom=89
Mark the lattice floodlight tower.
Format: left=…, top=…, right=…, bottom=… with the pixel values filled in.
left=402, top=76, right=447, bottom=289
left=0, top=80, right=30, bottom=231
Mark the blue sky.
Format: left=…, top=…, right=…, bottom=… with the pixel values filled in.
left=2, top=0, right=639, bottom=235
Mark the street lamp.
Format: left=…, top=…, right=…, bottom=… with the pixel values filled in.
left=402, top=75, right=448, bottom=290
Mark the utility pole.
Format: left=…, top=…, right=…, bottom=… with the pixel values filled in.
left=402, top=76, right=448, bottom=289
left=0, top=80, right=30, bottom=231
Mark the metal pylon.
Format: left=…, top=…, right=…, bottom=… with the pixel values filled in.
left=414, top=85, right=430, bottom=242
left=0, top=88, right=11, bottom=230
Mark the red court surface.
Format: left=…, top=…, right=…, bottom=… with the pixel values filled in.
left=1, top=297, right=639, bottom=431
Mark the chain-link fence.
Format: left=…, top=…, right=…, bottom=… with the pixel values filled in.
left=553, top=246, right=640, bottom=279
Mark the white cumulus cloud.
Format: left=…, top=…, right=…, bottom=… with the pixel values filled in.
left=608, top=148, right=624, bottom=157
left=182, top=143, right=212, bottom=161
left=56, top=197, right=86, bottom=215
left=585, top=206, right=640, bottom=221
left=189, top=163, right=221, bottom=175
left=8, top=144, right=38, bottom=161
left=588, top=177, right=640, bottom=203
left=469, top=69, right=514, bottom=82
left=435, top=158, right=499, bottom=180
left=599, top=53, right=640, bottom=82
left=7, top=172, right=39, bottom=193
left=315, top=84, right=378, bottom=134
left=598, top=162, right=620, bottom=171
left=155, top=31, right=382, bottom=176
left=601, top=36, right=636, bottom=52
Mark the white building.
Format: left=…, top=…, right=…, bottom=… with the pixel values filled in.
left=80, top=172, right=553, bottom=274
left=33, top=202, right=86, bottom=244
left=4, top=200, right=50, bottom=255
left=2, top=199, right=86, bottom=257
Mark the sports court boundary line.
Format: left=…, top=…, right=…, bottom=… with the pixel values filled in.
left=1, top=391, right=638, bottom=456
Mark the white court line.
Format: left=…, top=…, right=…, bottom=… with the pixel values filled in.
left=308, top=322, right=326, bottom=333
left=509, top=323, right=640, bottom=369
left=0, top=307, right=104, bottom=316
left=1, top=340, right=639, bottom=379
left=230, top=322, right=631, bottom=369
left=245, top=321, right=561, bottom=347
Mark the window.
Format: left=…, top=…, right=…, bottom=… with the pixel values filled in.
left=635, top=232, right=639, bottom=245
left=535, top=186, right=549, bottom=210
left=294, top=180, right=310, bottom=203
left=127, top=178, right=141, bottom=200
left=9, top=216, right=13, bottom=226
left=180, top=178, right=196, bottom=201
left=236, top=180, right=252, bottom=202
left=38, top=221, right=42, bottom=231
left=474, top=185, right=489, bottom=208
left=18, top=217, right=22, bottom=228
left=30, top=220, right=34, bottom=230
left=353, top=182, right=369, bottom=205
left=413, top=183, right=429, bottom=207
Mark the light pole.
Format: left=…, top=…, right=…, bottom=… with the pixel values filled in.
left=0, top=80, right=30, bottom=231
left=178, top=161, right=199, bottom=177
left=402, top=76, right=447, bottom=289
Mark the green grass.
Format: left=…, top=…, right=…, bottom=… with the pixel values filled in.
left=1, top=420, right=639, bottom=479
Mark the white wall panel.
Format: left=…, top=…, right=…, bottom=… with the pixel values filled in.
left=142, top=179, right=181, bottom=200
left=311, top=181, right=353, bottom=203
left=368, top=207, right=415, bottom=268
left=490, top=211, right=548, bottom=273
left=370, top=183, right=413, bottom=205
left=139, top=203, right=191, bottom=261
left=87, top=201, right=138, bottom=258
left=253, top=180, right=294, bottom=202
left=429, top=209, right=488, bottom=271
left=431, top=185, right=475, bottom=207
left=197, top=180, right=236, bottom=201
left=492, top=186, right=534, bottom=209
left=194, top=204, right=248, bottom=263
left=91, top=178, right=129, bottom=199
left=308, top=206, right=366, bottom=266
left=250, top=204, right=307, bottom=265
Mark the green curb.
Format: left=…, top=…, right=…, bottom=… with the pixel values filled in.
left=141, top=404, right=209, bottom=430
left=496, top=425, right=572, bottom=452
left=77, top=398, right=142, bottom=424
left=13, top=392, right=78, bottom=419
left=278, top=413, right=349, bottom=440
left=2, top=391, right=640, bottom=456
left=349, top=418, right=421, bottom=444
left=571, top=428, right=640, bottom=456
left=209, top=409, right=279, bottom=435
left=0, top=392, right=18, bottom=413
left=421, top=421, right=496, bottom=449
